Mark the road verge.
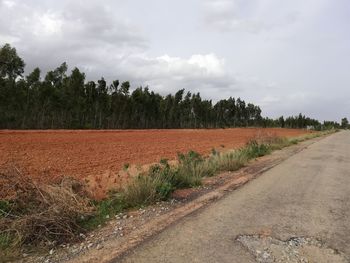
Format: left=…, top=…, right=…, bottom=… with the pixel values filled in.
left=34, top=131, right=336, bottom=263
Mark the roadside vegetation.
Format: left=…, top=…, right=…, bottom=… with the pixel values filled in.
left=0, top=129, right=337, bottom=260
left=0, top=168, right=94, bottom=260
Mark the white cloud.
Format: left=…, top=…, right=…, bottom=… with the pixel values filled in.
left=259, top=95, right=280, bottom=106
left=202, top=0, right=299, bottom=33
left=33, top=12, right=63, bottom=36
left=2, top=0, right=15, bottom=8
left=112, top=53, right=237, bottom=97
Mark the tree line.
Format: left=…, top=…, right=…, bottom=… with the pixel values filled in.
left=0, top=43, right=343, bottom=130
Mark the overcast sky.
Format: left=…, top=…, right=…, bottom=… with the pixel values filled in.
left=1, top=0, right=349, bottom=121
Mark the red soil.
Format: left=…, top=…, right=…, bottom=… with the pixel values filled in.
left=0, top=128, right=309, bottom=199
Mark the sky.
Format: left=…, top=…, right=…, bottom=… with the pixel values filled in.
left=0, top=0, right=349, bottom=121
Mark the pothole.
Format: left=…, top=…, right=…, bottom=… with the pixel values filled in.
left=236, top=235, right=348, bottom=263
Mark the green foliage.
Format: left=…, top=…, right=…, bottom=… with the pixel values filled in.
left=174, top=151, right=208, bottom=187
left=289, top=139, right=299, bottom=145
left=159, top=158, right=169, bottom=166
left=0, top=200, right=11, bottom=217
left=123, top=163, right=130, bottom=171
left=240, top=140, right=271, bottom=159
left=341, top=117, right=349, bottom=129
left=178, top=150, right=203, bottom=164
left=156, top=181, right=173, bottom=200
left=122, top=151, right=210, bottom=207
left=0, top=43, right=25, bottom=80
left=0, top=44, right=262, bottom=129
left=0, top=43, right=342, bottom=130
left=261, top=113, right=334, bottom=129
left=81, top=196, right=125, bottom=230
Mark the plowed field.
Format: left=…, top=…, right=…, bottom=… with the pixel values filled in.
left=0, top=128, right=309, bottom=198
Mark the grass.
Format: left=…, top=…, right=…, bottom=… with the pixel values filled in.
left=0, top=232, right=20, bottom=263
left=0, top=200, right=11, bottom=218
left=80, top=194, right=126, bottom=230
left=0, top=232, right=12, bottom=249
left=213, top=150, right=246, bottom=172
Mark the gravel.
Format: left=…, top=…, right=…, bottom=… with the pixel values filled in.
left=236, top=235, right=348, bottom=263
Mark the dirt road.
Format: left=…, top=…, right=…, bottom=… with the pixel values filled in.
left=119, top=131, right=350, bottom=262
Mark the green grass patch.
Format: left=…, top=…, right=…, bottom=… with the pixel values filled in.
left=80, top=195, right=126, bottom=230
left=0, top=200, right=12, bottom=218
left=214, top=150, right=246, bottom=172
left=0, top=232, right=12, bottom=249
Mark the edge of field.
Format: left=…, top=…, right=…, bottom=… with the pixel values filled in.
left=33, top=130, right=336, bottom=263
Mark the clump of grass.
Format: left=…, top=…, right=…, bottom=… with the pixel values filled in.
left=239, top=140, right=271, bottom=159
left=123, top=174, right=161, bottom=207
left=81, top=194, right=125, bottom=230
left=0, top=200, right=11, bottom=218
left=214, top=150, right=246, bottom=172
left=0, top=232, right=12, bottom=249
left=122, top=161, right=176, bottom=207
left=121, top=151, right=213, bottom=207
left=0, top=232, right=19, bottom=262
left=174, top=151, right=210, bottom=187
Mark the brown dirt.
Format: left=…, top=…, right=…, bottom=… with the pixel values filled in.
left=0, top=128, right=309, bottom=199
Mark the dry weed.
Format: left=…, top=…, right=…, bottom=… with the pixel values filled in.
left=0, top=166, right=94, bottom=246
